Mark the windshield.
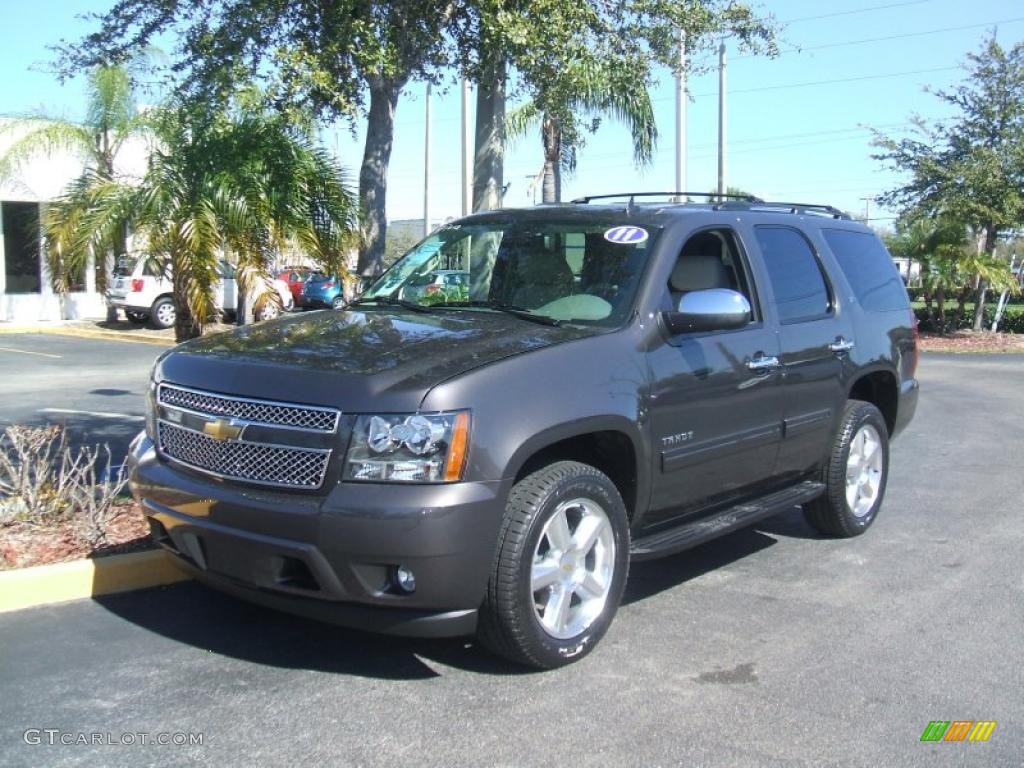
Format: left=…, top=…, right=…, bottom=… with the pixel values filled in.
left=362, top=219, right=658, bottom=326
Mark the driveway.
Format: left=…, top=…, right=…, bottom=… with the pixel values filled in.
left=0, top=352, right=1021, bottom=767
left=0, top=334, right=160, bottom=462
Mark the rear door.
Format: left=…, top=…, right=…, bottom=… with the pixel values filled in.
left=746, top=224, right=852, bottom=482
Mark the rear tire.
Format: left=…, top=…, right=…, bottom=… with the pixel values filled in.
left=331, top=295, right=344, bottom=310
left=477, top=461, right=629, bottom=669
left=149, top=297, right=176, bottom=329
left=803, top=400, right=890, bottom=538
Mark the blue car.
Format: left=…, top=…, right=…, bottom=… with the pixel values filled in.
left=300, top=273, right=345, bottom=309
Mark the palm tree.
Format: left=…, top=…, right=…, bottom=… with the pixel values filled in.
left=507, top=60, right=657, bottom=203
left=0, top=64, right=147, bottom=294
left=46, top=105, right=357, bottom=342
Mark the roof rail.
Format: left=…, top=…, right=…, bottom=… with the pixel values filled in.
left=716, top=201, right=851, bottom=219
left=570, top=191, right=764, bottom=204
left=569, top=191, right=852, bottom=220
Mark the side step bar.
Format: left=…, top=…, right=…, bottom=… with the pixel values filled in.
left=630, top=481, right=825, bottom=561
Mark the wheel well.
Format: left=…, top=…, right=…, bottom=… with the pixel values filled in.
left=515, top=431, right=638, bottom=520
left=849, top=371, right=898, bottom=435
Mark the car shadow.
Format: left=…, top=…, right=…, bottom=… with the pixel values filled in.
left=624, top=506, right=821, bottom=604
left=93, top=581, right=534, bottom=680
left=92, top=507, right=821, bottom=679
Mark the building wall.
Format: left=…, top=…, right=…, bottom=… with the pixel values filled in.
left=0, top=117, right=147, bottom=322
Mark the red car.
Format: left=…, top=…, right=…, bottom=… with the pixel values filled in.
left=276, top=267, right=311, bottom=307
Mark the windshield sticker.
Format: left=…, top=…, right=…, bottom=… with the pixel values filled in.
left=604, top=226, right=649, bottom=245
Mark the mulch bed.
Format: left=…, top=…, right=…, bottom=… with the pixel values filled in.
left=919, top=330, right=1024, bottom=354
left=0, top=502, right=153, bottom=571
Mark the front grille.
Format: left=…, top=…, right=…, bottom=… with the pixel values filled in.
left=158, top=384, right=339, bottom=433
left=158, top=421, right=331, bottom=489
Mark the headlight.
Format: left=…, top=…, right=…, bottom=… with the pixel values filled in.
left=345, top=411, right=471, bottom=483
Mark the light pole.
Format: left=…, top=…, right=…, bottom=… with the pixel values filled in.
left=423, top=83, right=431, bottom=238
left=717, top=40, right=728, bottom=200
left=675, top=31, right=687, bottom=198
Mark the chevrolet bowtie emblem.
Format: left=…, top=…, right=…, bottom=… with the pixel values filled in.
left=203, top=419, right=243, bottom=442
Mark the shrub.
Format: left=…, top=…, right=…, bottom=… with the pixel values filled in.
left=0, top=426, right=130, bottom=547
left=914, top=305, right=1024, bottom=333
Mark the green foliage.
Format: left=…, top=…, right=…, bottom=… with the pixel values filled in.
left=419, top=284, right=470, bottom=306
left=874, top=36, right=1024, bottom=247
left=914, top=304, right=1024, bottom=334
left=45, top=103, right=357, bottom=341
left=57, top=1, right=777, bottom=273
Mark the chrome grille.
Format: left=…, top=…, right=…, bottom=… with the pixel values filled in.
left=158, top=384, right=339, bottom=433
left=158, top=421, right=331, bottom=489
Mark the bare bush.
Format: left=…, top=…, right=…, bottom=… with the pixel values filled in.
left=0, top=426, right=131, bottom=547
left=71, top=446, right=130, bottom=548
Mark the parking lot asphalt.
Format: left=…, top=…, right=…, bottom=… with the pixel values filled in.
left=1, top=352, right=1022, bottom=767
left=0, top=334, right=160, bottom=463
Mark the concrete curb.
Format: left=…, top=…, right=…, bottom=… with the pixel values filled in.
left=0, top=550, right=190, bottom=613
left=0, top=325, right=174, bottom=346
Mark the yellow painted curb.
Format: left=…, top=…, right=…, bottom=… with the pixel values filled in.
left=0, top=325, right=174, bottom=346
left=0, top=550, right=190, bottom=613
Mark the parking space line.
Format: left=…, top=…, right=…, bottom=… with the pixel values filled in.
left=0, top=346, right=62, bottom=359
left=39, top=408, right=145, bottom=422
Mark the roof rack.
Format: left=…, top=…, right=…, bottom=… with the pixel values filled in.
left=569, top=191, right=851, bottom=220
left=571, top=191, right=763, bottom=204
left=715, top=200, right=850, bottom=219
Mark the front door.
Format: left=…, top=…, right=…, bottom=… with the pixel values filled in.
left=645, top=227, right=784, bottom=526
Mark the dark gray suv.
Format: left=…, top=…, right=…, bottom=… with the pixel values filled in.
left=129, top=194, right=919, bottom=669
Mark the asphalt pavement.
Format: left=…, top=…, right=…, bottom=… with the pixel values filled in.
left=0, top=351, right=1022, bottom=767
left=0, top=334, right=160, bottom=464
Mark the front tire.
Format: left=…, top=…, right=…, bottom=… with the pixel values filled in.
left=478, top=461, right=629, bottom=669
left=803, top=400, right=890, bottom=538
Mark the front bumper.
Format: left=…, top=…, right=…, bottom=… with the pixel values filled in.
left=129, top=434, right=507, bottom=637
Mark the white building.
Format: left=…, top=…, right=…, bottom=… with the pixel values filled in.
left=0, top=117, right=147, bottom=322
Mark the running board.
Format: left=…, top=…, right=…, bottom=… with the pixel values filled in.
left=630, top=481, right=825, bottom=561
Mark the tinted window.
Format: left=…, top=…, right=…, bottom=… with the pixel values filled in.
left=754, top=226, right=831, bottom=323
left=823, top=229, right=909, bottom=312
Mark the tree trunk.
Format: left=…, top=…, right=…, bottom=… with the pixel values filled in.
left=972, top=224, right=997, bottom=331
left=172, top=255, right=201, bottom=342
left=473, top=55, right=506, bottom=212
left=935, top=286, right=946, bottom=335
left=541, top=116, right=561, bottom=204
left=356, top=77, right=404, bottom=285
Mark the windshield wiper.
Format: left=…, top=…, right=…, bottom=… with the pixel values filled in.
left=345, top=296, right=432, bottom=313
left=429, top=300, right=561, bottom=326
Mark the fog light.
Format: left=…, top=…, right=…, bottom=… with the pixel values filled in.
left=393, top=565, right=416, bottom=594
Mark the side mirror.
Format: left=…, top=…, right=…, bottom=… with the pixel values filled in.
left=662, top=288, right=752, bottom=335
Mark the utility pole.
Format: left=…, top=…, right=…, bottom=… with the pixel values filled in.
left=461, top=79, right=472, bottom=217
left=423, top=83, right=431, bottom=238
left=717, top=40, right=727, bottom=201
left=675, top=31, right=687, bottom=199
left=859, top=197, right=871, bottom=223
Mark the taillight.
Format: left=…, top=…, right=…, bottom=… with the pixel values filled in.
left=323, top=281, right=335, bottom=288
left=131, top=279, right=145, bottom=292
left=425, top=283, right=441, bottom=294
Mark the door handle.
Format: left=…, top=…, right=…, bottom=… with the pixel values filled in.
left=746, top=355, right=780, bottom=372
left=829, top=338, right=855, bottom=354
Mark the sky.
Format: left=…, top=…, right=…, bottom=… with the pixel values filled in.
left=1, top=0, right=1023, bottom=230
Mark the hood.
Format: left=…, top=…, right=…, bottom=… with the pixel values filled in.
left=155, top=308, right=600, bottom=411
